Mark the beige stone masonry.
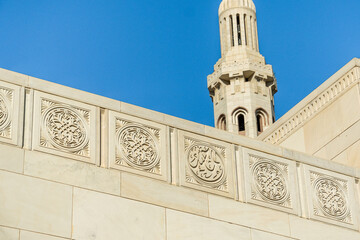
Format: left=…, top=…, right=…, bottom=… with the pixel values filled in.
left=0, top=64, right=360, bottom=239
left=72, top=188, right=166, bottom=240
left=303, top=86, right=360, bottom=155
left=251, top=229, right=298, bottom=240
left=0, top=143, right=24, bottom=173
left=0, top=170, right=72, bottom=238
left=20, top=231, right=69, bottom=240
left=121, top=172, right=209, bottom=216
left=0, top=226, right=19, bottom=240
left=314, top=119, right=360, bottom=160
left=208, top=194, right=291, bottom=236
left=166, top=209, right=251, bottom=240
left=259, top=58, right=360, bottom=145
left=289, top=215, right=360, bottom=240
left=24, top=150, right=120, bottom=196
left=332, top=139, right=360, bottom=168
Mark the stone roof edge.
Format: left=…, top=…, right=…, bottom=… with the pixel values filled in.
left=258, top=58, right=360, bottom=144
left=0, top=66, right=359, bottom=179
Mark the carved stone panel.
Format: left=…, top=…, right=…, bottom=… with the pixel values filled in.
left=108, top=111, right=168, bottom=181
left=303, top=165, right=358, bottom=229
left=178, top=131, right=234, bottom=198
left=0, top=81, right=22, bottom=146
left=33, top=91, right=99, bottom=164
left=242, top=148, right=299, bottom=214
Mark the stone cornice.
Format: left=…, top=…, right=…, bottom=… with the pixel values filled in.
left=258, top=58, right=360, bottom=145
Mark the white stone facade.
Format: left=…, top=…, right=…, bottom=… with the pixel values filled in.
left=259, top=58, right=360, bottom=169
left=0, top=0, right=359, bottom=239
left=0, top=66, right=359, bottom=240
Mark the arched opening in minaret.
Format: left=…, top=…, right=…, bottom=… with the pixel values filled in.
left=236, top=14, right=242, bottom=45
left=229, top=16, right=235, bottom=47
left=217, top=115, right=227, bottom=131
left=255, top=109, right=269, bottom=135
left=243, top=14, right=248, bottom=46
left=250, top=15, right=254, bottom=49
left=232, top=108, right=248, bottom=136
left=256, top=115, right=263, bottom=133
left=238, top=114, right=245, bottom=134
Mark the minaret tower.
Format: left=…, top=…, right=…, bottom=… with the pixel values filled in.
left=208, top=0, right=277, bottom=138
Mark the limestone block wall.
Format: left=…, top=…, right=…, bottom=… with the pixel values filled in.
left=259, top=58, right=360, bottom=168
left=0, top=67, right=360, bottom=240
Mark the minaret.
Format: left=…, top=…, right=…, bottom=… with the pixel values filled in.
left=208, top=0, right=277, bottom=138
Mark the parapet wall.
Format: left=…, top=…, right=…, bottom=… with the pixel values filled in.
left=0, top=67, right=360, bottom=240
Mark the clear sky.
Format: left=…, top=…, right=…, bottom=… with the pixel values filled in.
left=0, top=0, right=359, bottom=127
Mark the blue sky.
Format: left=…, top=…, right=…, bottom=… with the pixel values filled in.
left=0, top=0, right=359, bottom=126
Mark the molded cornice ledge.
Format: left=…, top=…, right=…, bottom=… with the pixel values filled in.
left=258, top=58, right=360, bottom=145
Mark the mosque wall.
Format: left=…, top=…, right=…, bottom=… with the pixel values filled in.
left=261, top=58, right=360, bottom=169
left=0, top=67, right=359, bottom=240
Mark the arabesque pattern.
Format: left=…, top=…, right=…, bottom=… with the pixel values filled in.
left=311, top=173, right=351, bottom=222
left=40, top=99, right=90, bottom=157
left=249, top=155, right=292, bottom=208
left=117, top=124, right=160, bottom=170
left=185, top=138, right=227, bottom=191
left=115, top=119, right=161, bottom=175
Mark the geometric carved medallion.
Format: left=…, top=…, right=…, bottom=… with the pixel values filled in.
left=0, top=88, right=13, bottom=139
left=184, top=137, right=228, bottom=191
left=249, top=155, right=291, bottom=208
left=115, top=118, right=161, bottom=175
left=40, top=99, right=90, bottom=157
left=310, top=171, right=351, bottom=223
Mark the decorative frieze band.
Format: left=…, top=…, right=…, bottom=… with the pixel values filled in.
left=262, top=68, right=359, bottom=145
left=0, top=74, right=358, bottom=231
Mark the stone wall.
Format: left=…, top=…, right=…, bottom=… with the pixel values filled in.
left=259, top=58, right=360, bottom=168
left=0, top=68, right=360, bottom=240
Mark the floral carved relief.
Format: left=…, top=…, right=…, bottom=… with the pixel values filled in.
left=184, top=138, right=227, bottom=191
left=0, top=87, right=13, bottom=138
left=41, top=99, right=90, bottom=157
left=310, top=172, right=351, bottom=223
left=115, top=119, right=161, bottom=174
left=249, top=155, right=291, bottom=208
